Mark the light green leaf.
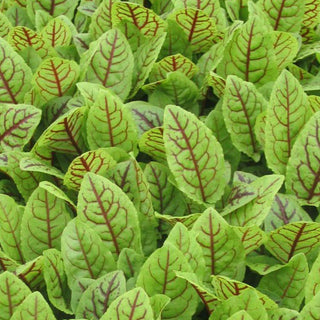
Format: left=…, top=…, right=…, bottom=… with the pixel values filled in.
left=258, top=0, right=304, bottom=32
left=308, top=95, right=320, bottom=114
left=136, top=244, right=198, bottom=320
left=10, top=291, right=56, bottom=320
left=83, top=28, right=134, bottom=100
left=43, top=249, right=72, bottom=314
left=0, top=12, right=12, bottom=38
left=0, top=37, right=32, bottom=104
left=192, top=207, right=246, bottom=281
left=205, top=71, right=226, bottom=98
left=76, top=271, right=126, bottom=320
left=258, top=253, right=309, bottom=310
left=0, top=250, right=19, bottom=272
left=265, top=70, right=312, bottom=175
left=117, top=248, right=145, bottom=278
left=100, top=287, right=154, bottom=320
left=254, top=110, right=267, bottom=148
left=165, top=222, right=206, bottom=278
left=217, top=15, right=278, bottom=86
left=163, top=105, right=226, bottom=204
left=86, top=89, right=138, bottom=153
left=77, top=172, right=142, bottom=257
left=223, top=75, right=266, bottom=161
left=150, top=294, right=171, bottom=320
left=246, top=254, right=284, bottom=276
left=227, top=311, right=254, bottom=320
left=286, top=111, right=320, bottom=206
left=301, top=291, right=320, bottom=320
left=64, top=149, right=117, bottom=190
left=0, top=271, right=31, bottom=320
left=150, top=0, right=174, bottom=15
left=61, top=218, right=116, bottom=284
left=171, top=0, right=221, bottom=18
left=0, top=195, right=24, bottom=263
left=268, top=308, right=301, bottom=320
left=20, top=183, right=72, bottom=261
left=305, top=251, right=320, bottom=303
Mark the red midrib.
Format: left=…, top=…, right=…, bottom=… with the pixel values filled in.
left=245, top=21, right=255, bottom=82
left=274, top=0, right=286, bottom=30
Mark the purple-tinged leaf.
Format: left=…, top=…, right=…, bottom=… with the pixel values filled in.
left=223, top=75, right=266, bottom=161
left=86, top=89, right=138, bottom=153
left=126, top=101, right=163, bottom=137
left=64, top=149, right=117, bottom=190
left=83, top=28, right=134, bottom=100
left=77, top=172, right=142, bottom=257
left=164, top=105, right=226, bottom=204
left=265, top=70, right=312, bottom=175
left=169, top=8, right=217, bottom=53
left=149, top=54, right=198, bottom=82
left=139, top=127, right=166, bottom=163
left=193, top=207, right=246, bottom=281
left=100, top=287, right=155, bottom=320
left=222, top=175, right=284, bottom=227
left=36, top=107, right=86, bottom=155
left=33, top=57, right=80, bottom=103
left=0, top=195, right=24, bottom=263
left=136, top=244, right=198, bottom=320
left=258, top=253, right=308, bottom=310
left=0, top=271, right=31, bottom=320
left=217, top=16, right=278, bottom=86
left=0, top=104, right=41, bottom=152
left=43, top=249, right=72, bottom=314
left=264, top=193, right=311, bottom=232
left=305, top=251, right=320, bottom=303
left=286, top=111, right=320, bottom=206
left=0, top=250, right=19, bottom=272
left=0, top=37, right=32, bottom=104
left=211, top=275, right=277, bottom=310
left=258, top=0, right=304, bottom=32
left=61, top=218, right=116, bottom=284
left=233, top=171, right=257, bottom=185
left=10, top=291, right=56, bottom=320
left=76, top=271, right=126, bottom=320
left=20, top=183, right=72, bottom=261
left=265, top=221, right=320, bottom=264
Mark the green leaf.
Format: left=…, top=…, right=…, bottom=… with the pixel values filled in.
left=36, top=107, right=86, bottom=155
left=265, top=70, right=312, bottom=175
left=100, top=287, right=155, bottom=320
left=149, top=54, right=198, bottom=82
left=0, top=37, right=32, bottom=104
left=192, top=207, right=246, bottom=281
left=86, top=89, right=138, bottom=153
left=308, top=95, right=320, bottom=114
left=0, top=250, right=19, bottom=272
left=0, top=271, right=31, bottom=320
left=169, top=8, right=217, bottom=53
left=268, top=308, right=301, bottom=320
left=150, top=294, right=171, bottom=320
left=43, top=249, right=72, bottom=314
left=82, top=28, right=134, bottom=100
left=76, top=271, right=126, bottom=320
left=150, top=0, right=174, bottom=15
left=257, top=253, right=309, bottom=310
left=136, top=244, right=198, bottom=320
left=209, top=290, right=268, bottom=320
left=227, top=311, right=254, bottom=320
left=117, top=248, right=145, bottom=278
left=33, top=57, right=80, bottom=103
left=10, top=291, right=56, bottom=320
left=0, top=121, right=19, bottom=156
left=172, top=0, right=221, bottom=18
left=0, top=12, right=12, bottom=39
left=305, top=251, right=320, bottom=303
left=0, top=195, right=24, bottom=263
left=164, top=222, right=206, bottom=278
left=20, top=182, right=72, bottom=260
left=285, top=111, right=320, bottom=206
left=61, top=218, right=116, bottom=284
left=264, top=193, right=311, bottom=232
left=300, top=291, right=320, bottom=320
left=77, top=172, right=142, bottom=256
left=265, top=222, right=320, bottom=264
left=64, top=148, right=117, bottom=190
left=217, top=15, right=278, bottom=86
left=258, top=0, right=304, bottom=32
left=163, top=104, right=226, bottom=204
left=223, top=75, right=266, bottom=161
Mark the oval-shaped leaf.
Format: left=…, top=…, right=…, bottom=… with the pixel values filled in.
left=163, top=104, right=226, bottom=204
left=301, top=291, right=320, bottom=320
left=305, top=251, right=320, bottom=304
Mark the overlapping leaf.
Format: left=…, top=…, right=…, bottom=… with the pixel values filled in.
left=83, top=28, right=134, bottom=100
left=77, top=173, right=142, bottom=256
left=0, top=37, right=32, bottom=103
left=300, top=291, right=320, bottom=320
left=0, top=12, right=12, bottom=38
left=172, top=0, right=220, bottom=18
left=286, top=111, right=320, bottom=206
left=305, top=251, right=320, bottom=303
left=64, top=148, right=117, bottom=190
left=0, top=195, right=24, bottom=263
left=0, top=104, right=41, bottom=152
left=265, top=70, right=312, bottom=175
left=86, top=89, right=138, bottom=153
left=163, top=105, right=226, bottom=204
left=0, top=250, right=19, bottom=272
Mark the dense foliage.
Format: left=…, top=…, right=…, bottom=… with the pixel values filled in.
left=0, top=0, right=320, bottom=319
